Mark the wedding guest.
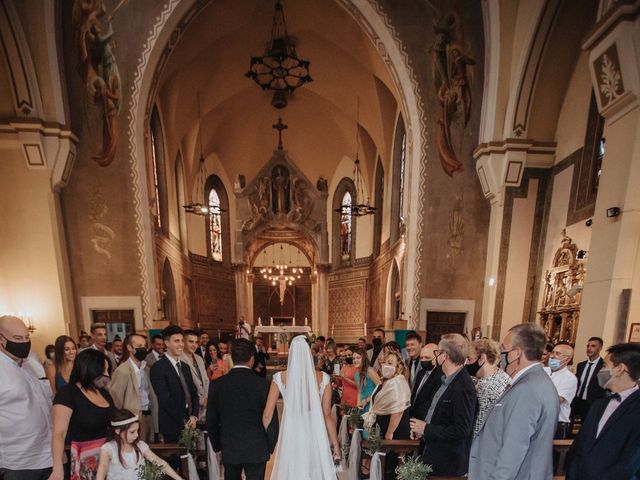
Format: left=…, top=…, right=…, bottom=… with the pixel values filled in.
left=367, top=328, right=385, bottom=366
left=145, top=335, right=165, bottom=367
left=405, top=332, right=424, bottom=388
left=83, top=323, right=117, bottom=373
left=149, top=325, right=198, bottom=443
left=182, top=329, right=209, bottom=419
left=357, top=338, right=367, bottom=350
left=541, top=341, right=554, bottom=369
left=353, top=348, right=381, bottom=412
left=206, top=341, right=227, bottom=381
left=45, top=335, right=77, bottom=394
left=79, top=333, right=92, bottom=350
left=195, top=329, right=209, bottom=361
left=565, top=342, right=640, bottom=480
left=548, top=342, right=577, bottom=439
left=96, top=409, right=181, bottom=480
left=43, top=344, right=55, bottom=369
left=466, top=338, right=509, bottom=436
left=410, top=333, right=477, bottom=477
left=571, top=336, right=606, bottom=421
left=109, top=334, right=155, bottom=443
left=321, top=341, right=340, bottom=375
left=338, top=347, right=358, bottom=408
left=253, top=335, right=270, bottom=378
left=469, top=323, right=559, bottom=480
left=316, top=336, right=326, bottom=354
left=410, top=343, right=439, bottom=419
left=51, top=349, right=115, bottom=480
left=110, top=337, right=123, bottom=366
left=0, top=315, right=53, bottom=479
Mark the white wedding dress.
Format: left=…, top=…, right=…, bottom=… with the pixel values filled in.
left=269, top=335, right=337, bottom=480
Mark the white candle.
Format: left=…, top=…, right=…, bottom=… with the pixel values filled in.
left=270, top=317, right=274, bottom=326
left=258, top=317, right=262, bottom=326
left=331, top=324, right=335, bottom=336
left=304, top=317, right=308, bottom=326
left=364, top=322, right=367, bottom=336
left=293, top=316, right=296, bottom=326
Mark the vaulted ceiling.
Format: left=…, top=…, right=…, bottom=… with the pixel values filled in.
left=154, top=0, right=400, bottom=193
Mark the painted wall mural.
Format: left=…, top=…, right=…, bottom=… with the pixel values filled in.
left=427, top=0, right=475, bottom=177
left=87, top=190, right=115, bottom=263
left=72, top=0, right=124, bottom=167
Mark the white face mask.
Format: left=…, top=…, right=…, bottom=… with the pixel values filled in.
left=381, top=364, right=396, bottom=379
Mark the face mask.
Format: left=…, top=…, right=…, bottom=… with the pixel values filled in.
left=597, top=368, right=614, bottom=389
left=548, top=358, right=562, bottom=371
left=133, top=347, right=148, bottom=362
left=2, top=337, right=31, bottom=359
left=420, top=360, right=434, bottom=371
left=372, top=338, right=382, bottom=348
left=48, top=352, right=56, bottom=360
left=93, top=375, right=111, bottom=389
left=344, top=357, right=353, bottom=365
left=501, top=350, right=513, bottom=372
left=381, top=364, right=396, bottom=379
left=465, top=360, right=484, bottom=377
left=435, top=352, right=444, bottom=367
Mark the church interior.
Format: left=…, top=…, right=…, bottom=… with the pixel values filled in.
left=2, top=0, right=640, bottom=362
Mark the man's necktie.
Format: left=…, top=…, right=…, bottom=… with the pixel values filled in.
left=176, top=362, right=193, bottom=414
left=578, top=362, right=593, bottom=399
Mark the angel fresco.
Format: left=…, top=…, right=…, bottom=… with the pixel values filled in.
left=427, top=1, right=475, bottom=177
left=73, top=0, right=127, bottom=167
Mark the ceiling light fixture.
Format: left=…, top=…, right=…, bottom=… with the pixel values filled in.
left=246, top=0, right=312, bottom=109
left=334, top=97, right=376, bottom=217
left=183, top=92, right=225, bottom=217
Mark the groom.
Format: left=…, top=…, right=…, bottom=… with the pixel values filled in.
left=206, top=338, right=279, bottom=480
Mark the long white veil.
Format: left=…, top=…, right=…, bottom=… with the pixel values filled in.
left=270, top=335, right=337, bottom=480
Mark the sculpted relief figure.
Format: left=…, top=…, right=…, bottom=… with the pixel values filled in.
left=272, top=166, right=290, bottom=214
left=243, top=177, right=272, bottom=231
left=291, top=178, right=315, bottom=227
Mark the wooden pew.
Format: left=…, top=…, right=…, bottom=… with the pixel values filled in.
left=148, top=443, right=206, bottom=477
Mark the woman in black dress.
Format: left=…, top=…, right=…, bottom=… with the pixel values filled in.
left=50, top=349, right=115, bottom=480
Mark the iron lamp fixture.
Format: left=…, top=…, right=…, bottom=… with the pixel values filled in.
left=246, top=0, right=312, bottom=109
left=606, top=207, right=621, bottom=218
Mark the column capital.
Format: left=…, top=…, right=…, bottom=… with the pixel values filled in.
left=474, top=139, right=556, bottom=202
left=583, top=1, right=640, bottom=122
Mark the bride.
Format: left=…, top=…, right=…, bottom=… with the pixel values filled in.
left=262, top=335, right=342, bottom=479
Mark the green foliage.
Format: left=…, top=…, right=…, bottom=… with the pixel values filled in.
left=178, top=424, right=198, bottom=454
left=363, top=424, right=382, bottom=456
left=395, top=455, right=433, bottom=480
left=136, top=458, right=165, bottom=480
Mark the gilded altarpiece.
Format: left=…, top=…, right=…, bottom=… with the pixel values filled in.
left=538, top=231, right=585, bottom=344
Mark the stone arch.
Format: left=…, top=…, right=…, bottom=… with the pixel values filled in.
left=385, top=257, right=402, bottom=330
left=161, top=258, right=177, bottom=325
left=127, top=0, right=427, bottom=326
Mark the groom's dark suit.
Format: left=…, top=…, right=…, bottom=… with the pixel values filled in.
left=206, top=366, right=278, bottom=480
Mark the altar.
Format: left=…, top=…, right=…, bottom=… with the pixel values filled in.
left=254, top=322, right=312, bottom=354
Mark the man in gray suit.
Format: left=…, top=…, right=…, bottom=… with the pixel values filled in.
left=468, top=323, right=559, bottom=480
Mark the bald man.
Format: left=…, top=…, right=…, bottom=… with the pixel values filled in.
left=410, top=343, right=439, bottom=418
left=0, top=316, right=53, bottom=479
left=548, top=342, right=578, bottom=439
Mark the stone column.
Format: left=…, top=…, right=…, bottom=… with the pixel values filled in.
left=233, top=264, right=248, bottom=324
left=314, top=265, right=330, bottom=336
left=577, top=3, right=640, bottom=353
left=246, top=271, right=254, bottom=325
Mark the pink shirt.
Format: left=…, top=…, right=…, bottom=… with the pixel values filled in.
left=597, top=384, right=639, bottom=437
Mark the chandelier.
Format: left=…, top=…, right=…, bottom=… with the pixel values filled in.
left=335, top=97, right=376, bottom=217
left=246, top=0, right=312, bottom=109
left=183, top=92, right=225, bottom=217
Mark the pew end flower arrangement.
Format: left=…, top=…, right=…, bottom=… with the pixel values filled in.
left=136, top=458, right=165, bottom=480
left=178, top=424, right=199, bottom=455
left=395, top=454, right=433, bottom=480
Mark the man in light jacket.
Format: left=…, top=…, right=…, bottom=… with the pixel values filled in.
left=109, top=333, right=158, bottom=442
left=182, top=329, right=210, bottom=419
left=468, top=323, right=559, bottom=480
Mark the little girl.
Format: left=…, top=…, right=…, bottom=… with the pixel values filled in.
left=97, top=409, right=183, bottom=480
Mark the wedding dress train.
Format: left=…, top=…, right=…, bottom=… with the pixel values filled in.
left=269, top=336, right=337, bottom=480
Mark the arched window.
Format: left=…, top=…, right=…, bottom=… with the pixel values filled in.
left=373, top=157, right=384, bottom=258
left=175, top=152, right=187, bottom=250
left=332, top=178, right=357, bottom=267
left=150, top=106, right=168, bottom=234
left=390, top=114, right=406, bottom=244
left=340, top=191, right=353, bottom=260
left=204, top=175, right=230, bottom=264
left=208, top=188, right=223, bottom=262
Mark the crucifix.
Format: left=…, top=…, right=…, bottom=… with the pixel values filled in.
left=272, top=117, right=288, bottom=150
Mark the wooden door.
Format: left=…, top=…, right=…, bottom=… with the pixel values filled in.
left=426, top=311, right=466, bottom=343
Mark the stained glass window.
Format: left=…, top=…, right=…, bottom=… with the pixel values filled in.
left=399, top=133, right=406, bottom=224
left=209, top=188, right=222, bottom=261
left=340, top=192, right=352, bottom=260
left=150, top=129, right=161, bottom=228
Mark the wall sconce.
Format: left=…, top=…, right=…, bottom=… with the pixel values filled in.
left=576, top=250, right=588, bottom=260
left=606, top=207, right=621, bottom=218
left=488, top=277, right=496, bottom=287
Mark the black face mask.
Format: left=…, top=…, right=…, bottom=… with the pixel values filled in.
left=420, top=360, right=434, bottom=371
left=344, top=357, right=353, bottom=365
left=133, top=347, right=148, bottom=362
left=501, top=350, right=513, bottom=372
left=372, top=338, right=383, bottom=348
left=465, top=360, right=484, bottom=377
left=2, top=338, right=31, bottom=359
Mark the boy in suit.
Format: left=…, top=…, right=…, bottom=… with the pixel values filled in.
left=571, top=336, right=606, bottom=421
left=566, top=342, right=640, bottom=480
left=150, top=325, right=199, bottom=443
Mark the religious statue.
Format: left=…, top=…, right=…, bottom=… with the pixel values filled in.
left=291, top=178, right=314, bottom=224
left=243, top=176, right=271, bottom=231
left=272, top=166, right=290, bottom=214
